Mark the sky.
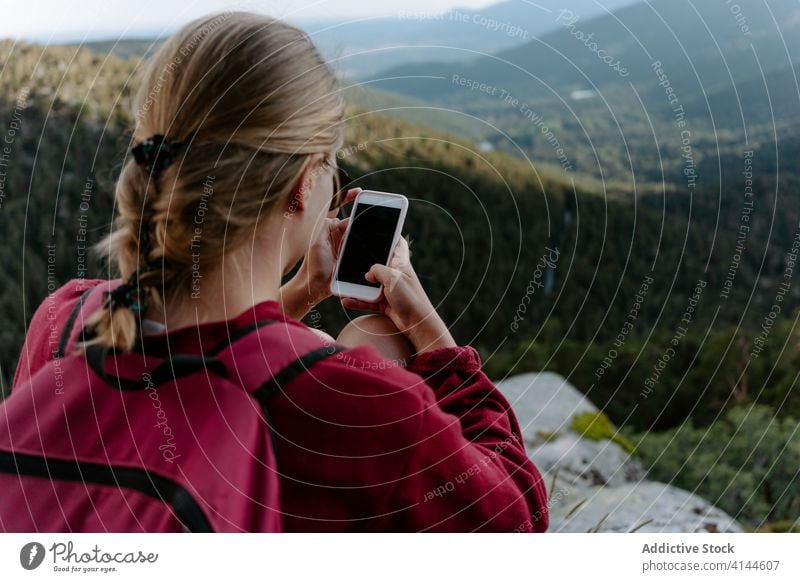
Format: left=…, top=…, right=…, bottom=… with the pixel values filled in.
left=0, top=0, right=502, bottom=42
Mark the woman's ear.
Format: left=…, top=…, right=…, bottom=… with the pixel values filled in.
left=286, top=170, right=310, bottom=217
left=286, top=153, right=324, bottom=216
left=288, top=185, right=305, bottom=214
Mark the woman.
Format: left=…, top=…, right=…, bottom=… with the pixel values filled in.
left=1, top=12, right=548, bottom=532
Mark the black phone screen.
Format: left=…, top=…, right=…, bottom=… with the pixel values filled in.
left=337, top=202, right=401, bottom=287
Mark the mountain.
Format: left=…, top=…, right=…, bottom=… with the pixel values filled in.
left=295, top=0, right=637, bottom=78
left=74, top=1, right=637, bottom=79
left=80, top=38, right=164, bottom=60
left=367, top=0, right=800, bottom=185
left=372, top=0, right=800, bottom=102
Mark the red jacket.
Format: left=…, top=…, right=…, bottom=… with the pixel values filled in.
left=11, top=279, right=548, bottom=532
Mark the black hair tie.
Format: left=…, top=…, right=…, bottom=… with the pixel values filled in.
left=104, top=267, right=150, bottom=314
left=105, top=223, right=157, bottom=315
left=131, top=134, right=185, bottom=177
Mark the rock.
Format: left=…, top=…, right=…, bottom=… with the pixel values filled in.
left=548, top=481, right=744, bottom=533
left=496, top=372, right=597, bottom=445
left=531, top=433, right=646, bottom=489
left=496, top=371, right=744, bottom=533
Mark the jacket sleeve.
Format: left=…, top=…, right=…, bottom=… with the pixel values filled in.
left=374, top=345, right=549, bottom=532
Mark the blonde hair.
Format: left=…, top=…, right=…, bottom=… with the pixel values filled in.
left=85, top=12, right=344, bottom=352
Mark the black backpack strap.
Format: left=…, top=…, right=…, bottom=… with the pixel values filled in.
left=54, top=287, right=95, bottom=359
left=84, top=344, right=230, bottom=391
left=204, top=319, right=279, bottom=356
left=71, top=288, right=241, bottom=390
left=204, top=320, right=349, bottom=445
left=81, top=319, right=279, bottom=391
left=248, top=344, right=348, bottom=445
left=253, top=345, right=347, bottom=401
left=209, top=322, right=348, bottom=401
left=81, top=319, right=283, bottom=391
left=0, top=450, right=212, bottom=532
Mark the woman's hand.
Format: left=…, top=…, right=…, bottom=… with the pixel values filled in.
left=281, top=188, right=359, bottom=320
left=340, top=237, right=456, bottom=354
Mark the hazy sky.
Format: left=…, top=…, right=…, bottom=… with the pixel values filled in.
left=0, top=0, right=502, bottom=42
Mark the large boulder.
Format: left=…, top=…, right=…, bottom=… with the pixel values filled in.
left=548, top=481, right=744, bottom=533
left=497, top=372, right=597, bottom=442
left=531, top=433, right=646, bottom=489
left=496, top=372, right=743, bottom=533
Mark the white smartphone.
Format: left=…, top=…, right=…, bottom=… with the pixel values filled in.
left=331, top=190, right=409, bottom=302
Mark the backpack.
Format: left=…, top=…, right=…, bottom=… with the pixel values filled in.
left=0, top=283, right=346, bottom=532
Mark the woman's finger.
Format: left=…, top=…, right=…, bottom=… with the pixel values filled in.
left=343, top=187, right=361, bottom=207
left=341, top=297, right=383, bottom=312
left=333, top=217, right=349, bottom=234
left=323, top=217, right=348, bottom=256
left=367, top=264, right=403, bottom=291
left=389, top=236, right=411, bottom=268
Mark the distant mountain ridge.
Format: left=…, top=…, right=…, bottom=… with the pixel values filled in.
left=302, top=0, right=638, bottom=77
left=366, top=0, right=800, bottom=184
left=71, top=1, right=636, bottom=78
left=371, top=0, right=800, bottom=101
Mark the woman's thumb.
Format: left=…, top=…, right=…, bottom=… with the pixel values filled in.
left=365, top=263, right=392, bottom=284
